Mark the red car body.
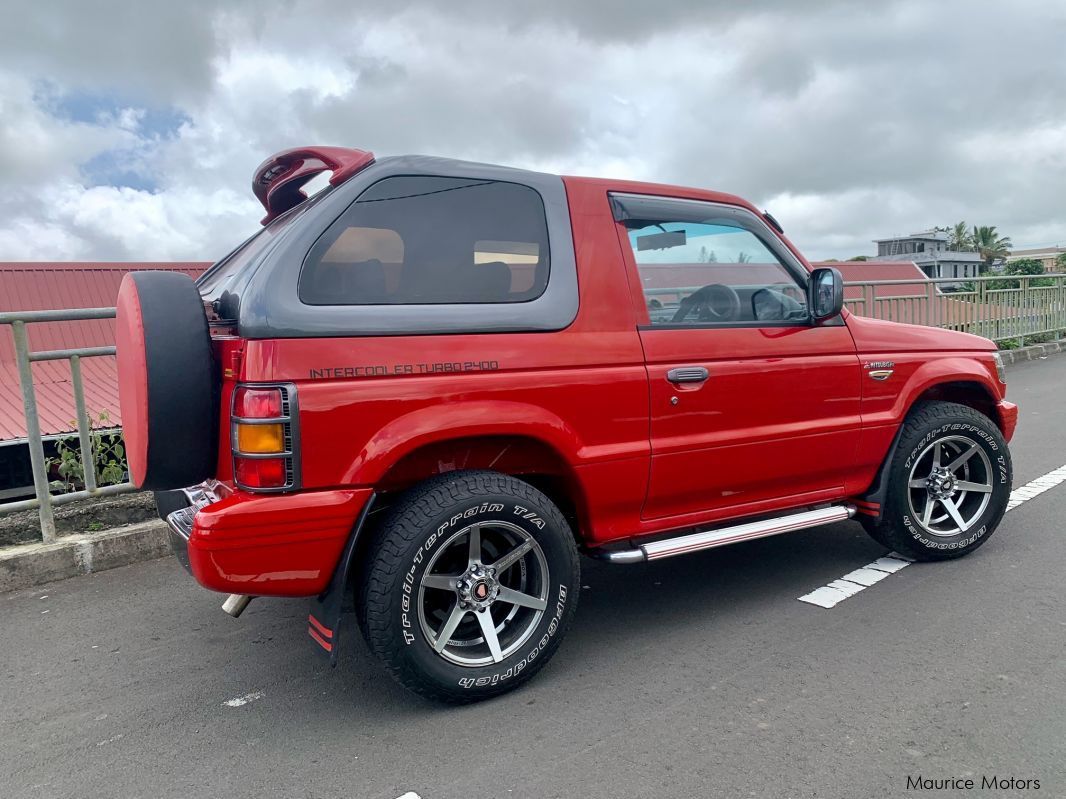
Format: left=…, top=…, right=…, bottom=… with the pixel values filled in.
left=172, top=171, right=1016, bottom=600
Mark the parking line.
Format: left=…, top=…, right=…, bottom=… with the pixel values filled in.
left=798, top=464, right=1066, bottom=609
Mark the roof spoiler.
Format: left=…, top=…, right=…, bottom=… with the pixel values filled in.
left=251, top=146, right=375, bottom=225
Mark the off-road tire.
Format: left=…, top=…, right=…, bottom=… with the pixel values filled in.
left=861, top=401, right=1012, bottom=561
left=358, top=470, right=580, bottom=703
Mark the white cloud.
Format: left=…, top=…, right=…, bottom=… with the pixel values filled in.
left=0, top=0, right=1064, bottom=262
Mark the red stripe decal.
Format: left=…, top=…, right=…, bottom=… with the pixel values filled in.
left=308, top=625, right=333, bottom=652
left=308, top=614, right=333, bottom=639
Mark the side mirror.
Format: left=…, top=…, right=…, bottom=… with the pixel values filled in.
left=808, top=267, right=844, bottom=322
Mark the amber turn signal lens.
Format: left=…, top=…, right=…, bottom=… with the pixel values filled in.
left=236, top=423, right=285, bottom=454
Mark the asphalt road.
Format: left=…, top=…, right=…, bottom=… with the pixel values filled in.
left=3, top=357, right=1065, bottom=799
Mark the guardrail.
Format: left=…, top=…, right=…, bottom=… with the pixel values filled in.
left=2, top=273, right=1063, bottom=545
left=0, top=308, right=134, bottom=543
left=844, top=273, right=1066, bottom=344
left=647, top=273, right=1066, bottom=345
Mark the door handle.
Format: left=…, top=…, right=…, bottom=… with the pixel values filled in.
left=666, top=366, right=709, bottom=384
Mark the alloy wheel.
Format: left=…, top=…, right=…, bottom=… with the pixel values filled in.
left=906, top=434, right=993, bottom=536
left=417, top=521, right=549, bottom=667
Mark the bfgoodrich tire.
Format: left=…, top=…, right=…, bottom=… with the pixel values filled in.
left=861, top=401, right=1012, bottom=561
left=359, top=470, right=580, bottom=703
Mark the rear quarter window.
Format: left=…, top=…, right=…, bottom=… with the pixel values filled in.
left=299, top=176, right=550, bottom=305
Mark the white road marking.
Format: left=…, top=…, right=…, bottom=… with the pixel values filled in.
left=395, top=793, right=422, bottom=799
left=799, top=464, right=1066, bottom=609
left=1005, top=464, right=1066, bottom=510
left=222, top=691, right=264, bottom=708
left=798, top=555, right=912, bottom=608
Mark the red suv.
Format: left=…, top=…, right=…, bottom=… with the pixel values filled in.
left=116, top=146, right=1017, bottom=702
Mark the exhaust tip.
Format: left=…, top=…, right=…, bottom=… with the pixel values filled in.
left=222, top=594, right=253, bottom=618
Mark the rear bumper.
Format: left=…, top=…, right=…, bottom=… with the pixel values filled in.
left=160, top=482, right=372, bottom=597
left=997, top=400, right=1019, bottom=442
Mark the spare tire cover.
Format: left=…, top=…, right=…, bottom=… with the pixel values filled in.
left=116, top=271, right=218, bottom=490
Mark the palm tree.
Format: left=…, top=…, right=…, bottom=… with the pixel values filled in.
left=948, top=221, right=973, bottom=252
left=972, top=225, right=1012, bottom=271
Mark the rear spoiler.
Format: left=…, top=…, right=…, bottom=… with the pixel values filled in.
left=251, top=146, right=375, bottom=225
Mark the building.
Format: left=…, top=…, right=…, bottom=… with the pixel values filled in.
left=0, top=262, right=210, bottom=498
left=1006, top=246, right=1066, bottom=272
left=873, top=231, right=984, bottom=282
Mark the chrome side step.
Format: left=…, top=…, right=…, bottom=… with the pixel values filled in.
left=593, top=505, right=856, bottom=564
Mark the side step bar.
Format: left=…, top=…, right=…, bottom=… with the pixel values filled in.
left=592, top=505, right=856, bottom=564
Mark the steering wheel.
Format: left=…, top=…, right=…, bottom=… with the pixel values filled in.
left=672, top=283, right=742, bottom=324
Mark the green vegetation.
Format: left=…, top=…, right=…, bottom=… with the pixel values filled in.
left=972, top=225, right=1013, bottom=270
left=935, top=221, right=1012, bottom=273
left=987, top=258, right=1054, bottom=290
left=46, top=410, right=128, bottom=493
left=948, top=221, right=972, bottom=251
left=997, top=329, right=1066, bottom=350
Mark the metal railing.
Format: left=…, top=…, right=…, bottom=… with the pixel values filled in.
left=1, top=273, right=1064, bottom=545
left=0, top=307, right=134, bottom=543
left=646, top=273, right=1066, bottom=344
left=843, top=273, right=1066, bottom=344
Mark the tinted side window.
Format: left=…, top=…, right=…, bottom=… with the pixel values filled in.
left=616, top=200, right=807, bottom=326
left=299, top=176, right=550, bottom=305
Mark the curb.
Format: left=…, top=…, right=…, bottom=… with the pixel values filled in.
left=1000, top=338, right=1066, bottom=367
left=0, top=520, right=170, bottom=594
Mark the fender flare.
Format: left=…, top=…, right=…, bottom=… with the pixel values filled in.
left=887, top=357, right=1000, bottom=423
left=309, top=403, right=590, bottom=663
left=857, top=361, right=1002, bottom=519
left=342, top=400, right=587, bottom=485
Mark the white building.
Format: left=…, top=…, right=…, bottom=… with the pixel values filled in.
left=873, top=231, right=984, bottom=281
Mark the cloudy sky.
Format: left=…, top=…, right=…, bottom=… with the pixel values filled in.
left=1, top=0, right=1063, bottom=262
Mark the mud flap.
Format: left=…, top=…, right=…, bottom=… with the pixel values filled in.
left=308, top=493, right=376, bottom=666
left=855, top=425, right=906, bottom=521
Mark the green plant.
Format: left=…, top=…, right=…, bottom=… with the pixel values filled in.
left=47, top=410, right=127, bottom=493
left=972, top=225, right=1012, bottom=271
left=997, top=338, right=1020, bottom=350
left=987, top=258, right=1054, bottom=290
left=1022, top=330, right=1065, bottom=345
left=948, top=221, right=974, bottom=252
left=1056, top=252, right=1066, bottom=272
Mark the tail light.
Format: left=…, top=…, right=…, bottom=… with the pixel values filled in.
left=231, top=384, right=300, bottom=491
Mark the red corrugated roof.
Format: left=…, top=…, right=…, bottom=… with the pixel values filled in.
left=812, top=261, right=929, bottom=298
left=0, top=263, right=210, bottom=442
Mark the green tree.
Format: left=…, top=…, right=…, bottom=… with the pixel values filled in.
left=948, top=221, right=973, bottom=252
left=987, top=258, right=1053, bottom=290
left=846, top=255, right=869, bottom=261
left=1055, top=252, right=1066, bottom=273
left=972, top=225, right=1012, bottom=271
